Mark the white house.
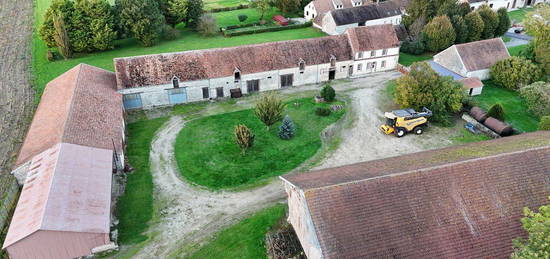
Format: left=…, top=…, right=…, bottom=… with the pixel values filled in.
left=460, top=0, right=549, bottom=11
left=433, top=38, right=510, bottom=81
left=320, top=1, right=403, bottom=35
left=114, top=25, right=401, bottom=109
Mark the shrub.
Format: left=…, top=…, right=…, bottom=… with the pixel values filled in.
left=255, top=92, right=285, bottom=129
left=46, top=49, right=55, bottom=61
left=278, top=115, right=296, bottom=140
left=490, top=56, right=542, bottom=90
left=222, top=22, right=312, bottom=37
left=422, top=15, right=456, bottom=52
left=162, top=24, right=181, bottom=40
left=320, top=84, right=336, bottom=102
left=519, top=81, right=550, bottom=118
left=400, top=39, right=426, bottom=55
left=234, top=124, right=255, bottom=154
left=315, top=107, right=331, bottom=116
left=462, top=97, right=478, bottom=110
left=539, top=116, right=550, bottom=131
left=197, top=14, right=218, bottom=36
left=487, top=103, right=505, bottom=121
left=238, top=14, right=248, bottom=22
left=209, top=4, right=249, bottom=13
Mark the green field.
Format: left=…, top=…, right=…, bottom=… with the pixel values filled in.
left=175, top=97, right=345, bottom=190
left=32, top=0, right=324, bottom=99
left=398, top=52, right=434, bottom=66
left=205, top=0, right=248, bottom=10
left=117, top=117, right=169, bottom=244
left=187, top=204, right=286, bottom=259
left=474, top=82, right=539, bottom=132
left=214, top=8, right=280, bottom=27
left=508, top=8, right=529, bottom=23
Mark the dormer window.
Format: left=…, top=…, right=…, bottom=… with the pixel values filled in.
left=330, top=55, right=336, bottom=67
left=370, top=50, right=375, bottom=57
left=172, top=76, right=180, bottom=88
left=299, top=59, right=306, bottom=71
left=382, top=49, right=388, bottom=55
left=358, top=52, right=363, bottom=59
left=234, top=69, right=241, bottom=81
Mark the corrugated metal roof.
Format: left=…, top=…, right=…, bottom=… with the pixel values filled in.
left=428, top=60, right=466, bottom=80
left=3, top=143, right=113, bottom=248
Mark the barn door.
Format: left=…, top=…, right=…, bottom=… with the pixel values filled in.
left=123, top=93, right=143, bottom=110
left=168, top=88, right=187, bottom=104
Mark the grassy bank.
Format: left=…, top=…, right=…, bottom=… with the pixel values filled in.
left=175, top=97, right=345, bottom=190
left=398, top=52, right=434, bottom=66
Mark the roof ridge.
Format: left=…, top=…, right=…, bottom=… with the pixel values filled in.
left=60, top=64, right=84, bottom=144
left=454, top=37, right=501, bottom=48
left=304, top=145, right=550, bottom=192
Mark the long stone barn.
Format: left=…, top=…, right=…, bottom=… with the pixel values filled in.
left=3, top=64, right=125, bottom=259
left=280, top=132, right=550, bottom=258
left=114, top=24, right=400, bottom=110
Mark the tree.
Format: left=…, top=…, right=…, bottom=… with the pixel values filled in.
left=477, top=5, right=499, bottom=39
left=511, top=200, right=550, bottom=258
left=464, top=11, right=484, bottom=42
left=185, top=0, right=204, bottom=28
left=156, top=0, right=180, bottom=26
left=408, top=17, right=426, bottom=41
left=487, top=103, right=505, bottom=120
left=395, top=62, right=464, bottom=123
left=250, top=0, right=271, bottom=23
left=53, top=11, right=72, bottom=59
left=490, top=56, right=542, bottom=90
left=519, top=81, right=550, bottom=118
left=422, top=15, right=456, bottom=52
left=71, top=0, right=93, bottom=52
left=273, top=0, right=300, bottom=14
left=87, top=0, right=117, bottom=51
left=255, top=92, right=285, bottom=130
left=168, top=0, right=187, bottom=25
left=495, top=8, right=511, bottom=36
left=451, top=15, right=468, bottom=43
left=320, top=84, right=336, bottom=102
left=234, top=124, right=255, bottom=154
left=117, top=0, right=165, bottom=46
left=538, top=116, right=550, bottom=131
left=278, top=115, right=296, bottom=140
left=238, top=14, right=248, bottom=23
left=524, top=5, right=550, bottom=76
left=39, top=0, right=75, bottom=49
left=197, top=14, right=218, bottom=36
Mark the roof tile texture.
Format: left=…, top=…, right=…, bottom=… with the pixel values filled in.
left=330, top=1, right=402, bottom=26
left=346, top=24, right=400, bottom=52
left=455, top=38, right=510, bottom=71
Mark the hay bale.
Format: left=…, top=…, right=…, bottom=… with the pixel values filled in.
left=469, top=106, right=488, bottom=123
left=483, top=117, right=513, bottom=136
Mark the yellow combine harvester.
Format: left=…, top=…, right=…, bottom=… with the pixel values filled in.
left=380, top=107, right=432, bottom=137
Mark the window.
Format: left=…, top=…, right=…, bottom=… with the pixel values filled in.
left=330, top=56, right=336, bottom=67
left=202, top=87, right=210, bottom=99
left=471, top=6, right=475, bottom=10
left=172, top=77, right=180, bottom=88
left=234, top=71, right=241, bottom=81
left=306, top=11, right=309, bottom=16
left=489, top=3, right=493, bottom=7
left=247, top=80, right=260, bottom=93
left=280, top=74, right=293, bottom=88
left=381, top=60, right=386, bottom=68
left=358, top=52, right=363, bottom=59
left=216, top=87, right=224, bottom=97
left=299, top=60, right=306, bottom=71
left=370, top=50, right=375, bottom=57
left=371, top=61, right=377, bottom=69
left=382, top=49, right=388, bottom=55
left=357, top=63, right=363, bottom=71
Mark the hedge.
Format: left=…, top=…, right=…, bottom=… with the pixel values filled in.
left=221, top=21, right=262, bottom=31
left=209, top=4, right=249, bottom=13
left=223, top=21, right=312, bottom=37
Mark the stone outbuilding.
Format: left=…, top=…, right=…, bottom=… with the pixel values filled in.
left=280, top=132, right=550, bottom=259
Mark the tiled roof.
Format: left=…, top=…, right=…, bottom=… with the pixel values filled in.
left=282, top=132, right=550, bottom=258
left=460, top=77, right=484, bottom=89
left=3, top=143, right=113, bottom=248
left=16, top=64, right=124, bottom=165
left=330, top=0, right=402, bottom=26
left=455, top=38, right=510, bottom=71
left=114, top=25, right=399, bottom=88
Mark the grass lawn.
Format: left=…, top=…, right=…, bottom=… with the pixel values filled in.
left=214, top=8, right=280, bottom=27
left=451, top=128, right=492, bottom=144
left=175, top=97, right=345, bottom=190
left=502, top=36, right=511, bottom=43
left=116, top=117, right=169, bottom=244
left=205, top=0, right=247, bottom=9
left=474, top=82, right=539, bottom=132
left=32, top=0, right=325, bottom=99
left=508, top=44, right=528, bottom=56
left=186, top=204, right=286, bottom=259
left=398, top=52, right=434, bottom=66
left=508, top=8, right=529, bottom=23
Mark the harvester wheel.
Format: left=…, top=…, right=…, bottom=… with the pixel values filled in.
left=396, top=128, right=406, bottom=138
left=414, top=127, right=424, bottom=135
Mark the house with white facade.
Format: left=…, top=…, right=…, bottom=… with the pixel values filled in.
left=114, top=24, right=401, bottom=110
left=320, top=0, right=403, bottom=35
left=461, top=0, right=549, bottom=11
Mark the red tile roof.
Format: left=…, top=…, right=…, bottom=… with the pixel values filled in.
left=114, top=25, right=399, bottom=89
left=16, top=64, right=123, bottom=165
left=455, top=38, right=510, bottom=71
left=282, top=132, right=550, bottom=258
left=460, top=77, right=484, bottom=89
left=346, top=24, right=400, bottom=52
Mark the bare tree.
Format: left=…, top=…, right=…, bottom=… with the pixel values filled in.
left=53, top=11, right=71, bottom=59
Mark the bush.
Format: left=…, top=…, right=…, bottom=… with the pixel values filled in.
left=320, top=84, right=336, bottom=102
left=238, top=14, right=248, bottom=22
left=422, top=15, right=456, bottom=52
left=278, top=115, right=296, bottom=140
left=234, top=124, right=255, bottom=154
left=490, top=56, right=541, bottom=90
left=209, top=4, right=249, bottom=13
left=197, top=14, right=219, bottom=36
left=223, top=22, right=312, bottom=37
left=400, top=39, right=426, bottom=55
left=162, top=24, right=181, bottom=40
left=539, top=116, right=550, bottom=131
left=519, top=81, right=550, bottom=118
left=462, top=97, right=478, bottom=110
left=315, top=107, right=331, bottom=116
left=46, top=49, right=55, bottom=61
left=487, top=103, right=505, bottom=121
left=255, top=92, right=285, bottom=129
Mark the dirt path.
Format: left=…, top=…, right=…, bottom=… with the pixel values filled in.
left=0, top=0, right=34, bottom=174
left=131, top=71, right=455, bottom=257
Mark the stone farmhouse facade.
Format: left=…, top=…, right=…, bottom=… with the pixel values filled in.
left=114, top=24, right=400, bottom=110
left=461, top=0, right=550, bottom=11
left=321, top=0, right=404, bottom=35
left=280, top=132, right=550, bottom=259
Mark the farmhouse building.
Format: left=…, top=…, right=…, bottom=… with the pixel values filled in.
left=280, top=131, right=550, bottom=259
left=461, top=0, right=549, bottom=11
left=433, top=38, right=510, bottom=81
left=320, top=1, right=404, bottom=35
left=114, top=24, right=400, bottom=110
left=4, top=64, right=124, bottom=259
